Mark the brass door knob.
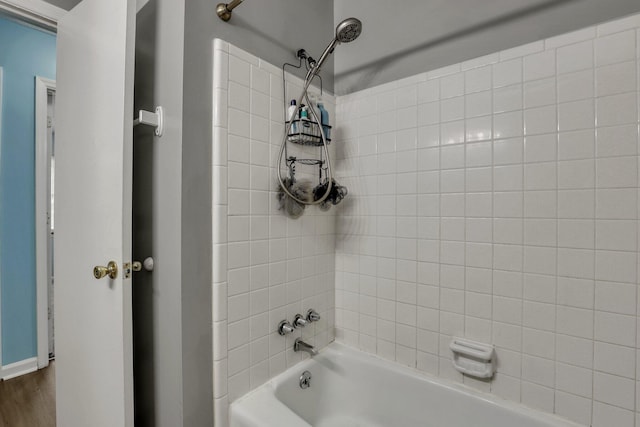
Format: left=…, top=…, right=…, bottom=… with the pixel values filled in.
left=94, top=261, right=118, bottom=279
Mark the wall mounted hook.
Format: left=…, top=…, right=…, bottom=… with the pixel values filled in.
left=134, top=106, right=163, bottom=137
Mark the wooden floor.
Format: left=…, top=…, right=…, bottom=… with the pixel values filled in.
left=0, top=363, right=56, bottom=427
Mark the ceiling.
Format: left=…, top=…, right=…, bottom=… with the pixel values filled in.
left=43, top=0, right=80, bottom=10
left=334, top=0, right=640, bottom=93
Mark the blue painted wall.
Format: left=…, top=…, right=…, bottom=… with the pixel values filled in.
left=0, top=17, right=56, bottom=365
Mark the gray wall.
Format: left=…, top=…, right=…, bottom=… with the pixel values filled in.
left=133, top=1, right=186, bottom=426
left=180, top=2, right=333, bottom=424
left=190, top=1, right=335, bottom=92
left=334, top=0, right=640, bottom=94
left=180, top=3, right=334, bottom=423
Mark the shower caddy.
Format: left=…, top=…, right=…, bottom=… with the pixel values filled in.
left=281, top=50, right=332, bottom=190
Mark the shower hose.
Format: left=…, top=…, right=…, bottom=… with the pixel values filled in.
left=277, top=70, right=333, bottom=206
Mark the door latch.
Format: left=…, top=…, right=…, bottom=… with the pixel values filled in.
left=123, top=257, right=154, bottom=278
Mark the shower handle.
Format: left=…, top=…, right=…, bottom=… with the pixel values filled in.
left=293, top=314, right=308, bottom=328
left=306, top=309, right=321, bottom=323
left=278, top=320, right=295, bottom=335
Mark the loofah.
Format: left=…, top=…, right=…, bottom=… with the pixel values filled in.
left=313, top=179, right=348, bottom=211
left=277, top=178, right=313, bottom=219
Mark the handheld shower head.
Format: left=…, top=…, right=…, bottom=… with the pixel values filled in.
left=309, top=17, right=363, bottom=78
left=336, top=17, right=362, bottom=43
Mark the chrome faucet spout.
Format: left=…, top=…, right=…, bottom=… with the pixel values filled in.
left=294, top=338, right=318, bottom=356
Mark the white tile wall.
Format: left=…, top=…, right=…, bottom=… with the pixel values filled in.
left=212, top=40, right=336, bottom=425
left=334, top=13, right=640, bottom=427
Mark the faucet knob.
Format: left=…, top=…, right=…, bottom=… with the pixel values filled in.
left=306, top=309, right=321, bottom=322
left=278, top=320, right=295, bottom=335
left=293, top=314, right=307, bottom=328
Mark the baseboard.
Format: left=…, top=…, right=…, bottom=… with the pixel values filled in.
left=1, top=357, right=38, bottom=380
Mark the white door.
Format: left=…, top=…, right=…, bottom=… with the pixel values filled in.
left=54, top=0, right=136, bottom=425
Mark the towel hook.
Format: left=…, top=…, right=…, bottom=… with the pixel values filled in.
left=133, top=106, right=163, bottom=137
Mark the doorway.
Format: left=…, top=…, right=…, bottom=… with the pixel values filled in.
left=0, top=12, right=56, bottom=380
left=35, top=76, right=56, bottom=369
left=0, top=11, right=58, bottom=427
left=47, top=88, right=55, bottom=361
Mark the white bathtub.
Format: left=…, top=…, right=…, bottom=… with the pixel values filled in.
left=230, top=343, right=582, bottom=427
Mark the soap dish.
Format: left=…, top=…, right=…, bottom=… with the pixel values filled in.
left=449, top=337, right=495, bottom=379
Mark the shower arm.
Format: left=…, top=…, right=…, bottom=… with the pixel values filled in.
left=277, top=74, right=334, bottom=206
left=216, top=0, right=243, bottom=22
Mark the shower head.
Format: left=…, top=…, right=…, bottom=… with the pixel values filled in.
left=308, top=17, right=362, bottom=79
left=336, top=18, right=362, bottom=43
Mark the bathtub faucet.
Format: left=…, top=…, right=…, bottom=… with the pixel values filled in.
left=294, top=338, right=318, bottom=356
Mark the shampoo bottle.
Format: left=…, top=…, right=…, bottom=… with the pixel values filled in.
left=317, top=98, right=330, bottom=140
left=300, top=105, right=310, bottom=142
left=287, top=100, right=298, bottom=135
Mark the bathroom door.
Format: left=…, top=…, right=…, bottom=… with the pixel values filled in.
left=54, top=0, right=136, bottom=426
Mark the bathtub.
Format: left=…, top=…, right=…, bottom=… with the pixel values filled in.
left=230, top=343, right=581, bottom=427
